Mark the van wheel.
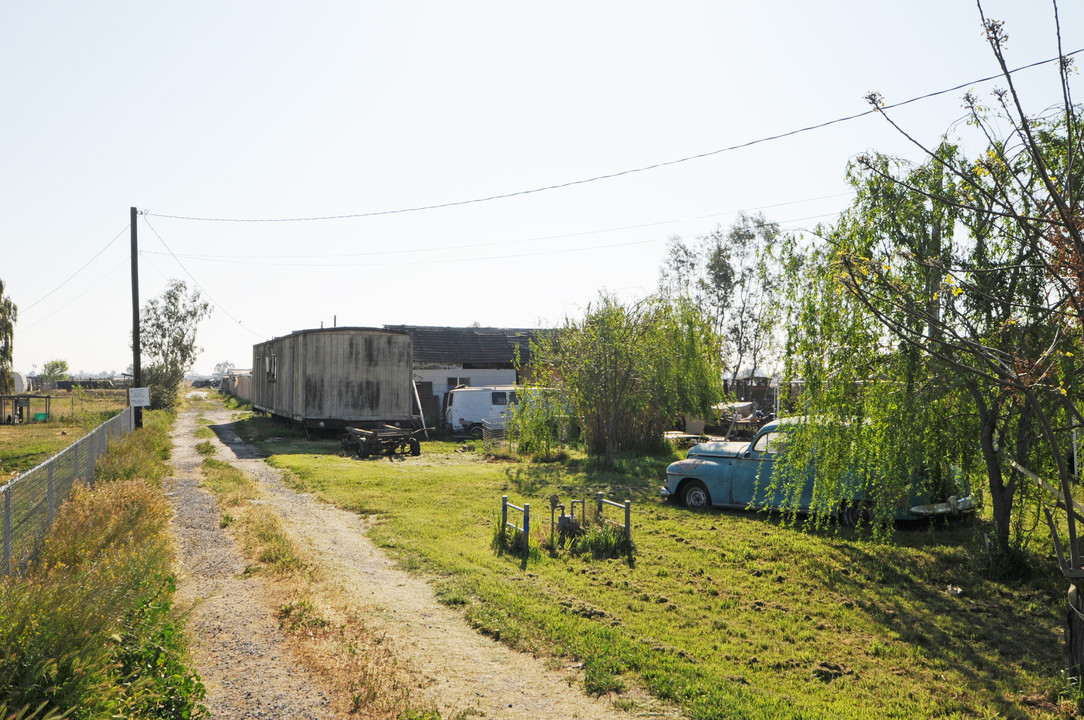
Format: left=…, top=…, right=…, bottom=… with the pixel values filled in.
left=682, top=481, right=711, bottom=509
left=469, top=424, right=484, bottom=439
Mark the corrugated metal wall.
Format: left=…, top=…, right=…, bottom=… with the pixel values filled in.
left=252, top=328, right=412, bottom=426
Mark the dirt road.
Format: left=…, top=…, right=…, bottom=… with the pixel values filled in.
left=167, top=397, right=676, bottom=719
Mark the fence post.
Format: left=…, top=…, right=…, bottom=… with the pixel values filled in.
left=502, top=495, right=508, bottom=543
left=597, top=491, right=604, bottom=519
left=2, top=487, right=11, bottom=577
left=47, top=463, right=55, bottom=526
left=523, top=503, right=530, bottom=554
left=86, top=437, right=95, bottom=489
left=624, top=500, right=631, bottom=542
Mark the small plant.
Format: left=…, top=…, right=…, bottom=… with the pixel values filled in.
left=195, top=441, right=216, bottom=456
left=278, top=599, right=330, bottom=634
left=489, top=514, right=544, bottom=561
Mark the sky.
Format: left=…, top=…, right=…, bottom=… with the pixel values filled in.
left=3, top=1, right=1083, bottom=377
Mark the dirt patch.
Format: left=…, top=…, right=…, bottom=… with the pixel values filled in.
left=169, top=398, right=677, bottom=718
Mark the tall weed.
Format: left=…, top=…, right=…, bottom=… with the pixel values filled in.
left=93, top=410, right=173, bottom=487
left=0, top=465, right=204, bottom=717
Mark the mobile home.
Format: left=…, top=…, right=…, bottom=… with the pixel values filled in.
left=252, top=327, right=413, bottom=429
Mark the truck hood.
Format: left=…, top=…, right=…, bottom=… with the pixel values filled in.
left=686, top=441, right=748, bottom=459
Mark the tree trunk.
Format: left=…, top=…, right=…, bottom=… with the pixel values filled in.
left=1067, top=583, right=1084, bottom=677
left=973, top=390, right=1013, bottom=547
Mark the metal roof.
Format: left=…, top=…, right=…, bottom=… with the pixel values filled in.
left=383, top=325, right=541, bottom=365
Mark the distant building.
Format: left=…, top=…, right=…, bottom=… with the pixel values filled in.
left=383, top=325, right=542, bottom=424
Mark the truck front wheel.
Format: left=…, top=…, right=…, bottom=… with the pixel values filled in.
left=681, top=481, right=711, bottom=509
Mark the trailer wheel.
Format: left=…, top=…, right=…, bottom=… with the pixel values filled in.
left=356, top=438, right=370, bottom=459
left=409, top=438, right=421, bottom=456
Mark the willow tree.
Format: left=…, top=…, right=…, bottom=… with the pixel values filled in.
left=771, top=231, right=976, bottom=538
left=776, top=2, right=1084, bottom=670
left=528, top=292, right=725, bottom=466
left=0, top=279, right=16, bottom=395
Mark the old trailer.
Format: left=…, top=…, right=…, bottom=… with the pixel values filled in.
left=251, top=327, right=414, bottom=429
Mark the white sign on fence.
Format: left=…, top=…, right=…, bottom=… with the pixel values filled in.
left=128, top=387, right=151, bottom=407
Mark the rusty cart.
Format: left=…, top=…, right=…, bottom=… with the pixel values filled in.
left=341, top=425, right=422, bottom=458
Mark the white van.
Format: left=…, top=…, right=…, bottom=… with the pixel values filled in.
left=443, top=385, right=519, bottom=437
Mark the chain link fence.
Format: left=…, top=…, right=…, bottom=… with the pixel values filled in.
left=1, top=408, right=134, bottom=576
left=482, top=417, right=516, bottom=455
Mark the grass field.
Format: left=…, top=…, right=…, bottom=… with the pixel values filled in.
left=0, top=390, right=128, bottom=477
left=227, top=411, right=1072, bottom=720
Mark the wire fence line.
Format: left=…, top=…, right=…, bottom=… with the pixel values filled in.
left=1, top=408, right=135, bottom=577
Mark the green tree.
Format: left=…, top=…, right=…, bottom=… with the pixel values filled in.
left=530, top=292, right=725, bottom=466
left=139, top=280, right=212, bottom=411
left=0, top=279, right=15, bottom=395
left=42, top=359, right=70, bottom=383
left=775, top=1, right=1084, bottom=668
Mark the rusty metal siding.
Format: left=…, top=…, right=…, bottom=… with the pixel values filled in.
left=251, top=328, right=412, bottom=425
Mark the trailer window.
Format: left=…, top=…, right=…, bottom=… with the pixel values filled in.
left=492, top=392, right=507, bottom=406
left=447, top=377, right=470, bottom=389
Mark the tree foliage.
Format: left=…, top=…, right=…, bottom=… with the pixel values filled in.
left=775, top=6, right=1084, bottom=561
left=659, top=212, right=782, bottom=380
left=139, top=280, right=212, bottom=410
left=42, top=359, right=70, bottom=383
left=0, top=279, right=16, bottom=395
left=528, top=292, right=725, bottom=466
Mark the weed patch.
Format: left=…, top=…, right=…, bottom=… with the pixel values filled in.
left=0, top=479, right=204, bottom=718
left=93, top=410, right=173, bottom=487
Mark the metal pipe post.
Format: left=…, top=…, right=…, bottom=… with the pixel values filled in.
left=523, top=503, right=530, bottom=553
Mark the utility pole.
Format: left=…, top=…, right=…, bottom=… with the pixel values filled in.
left=131, top=207, right=142, bottom=429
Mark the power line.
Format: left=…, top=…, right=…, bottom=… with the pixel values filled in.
left=17, top=257, right=130, bottom=332
left=144, top=51, right=1081, bottom=224
left=141, top=208, right=845, bottom=269
left=141, top=217, right=267, bottom=340
left=141, top=191, right=855, bottom=263
left=20, top=225, right=129, bottom=314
